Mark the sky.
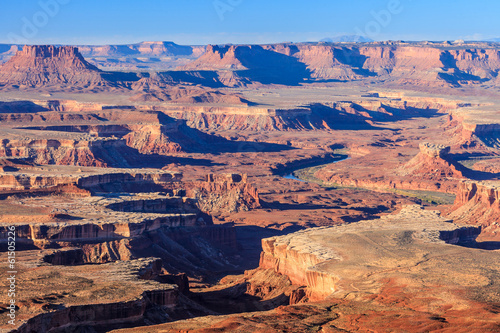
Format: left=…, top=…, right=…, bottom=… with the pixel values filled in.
left=0, top=0, right=499, bottom=45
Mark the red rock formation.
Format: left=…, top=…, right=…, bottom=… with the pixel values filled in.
left=402, top=142, right=464, bottom=179
left=124, top=124, right=183, bottom=154
left=315, top=142, right=464, bottom=194
left=185, top=173, right=260, bottom=214
left=78, top=41, right=202, bottom=57
left=14, top=278, right=179, bottom=333
left=0, top=138, right=123, bottom=166
left=181, top=44, right=247, bottom=71
left=0, top=45, right=105, bottom=87
left=181, top=43, right=500, bottom=87
left=447, top=181, right=500, bottom=228
left=259, top=233, right=338, bottom=301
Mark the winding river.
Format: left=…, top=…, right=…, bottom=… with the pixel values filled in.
left=281, top=154, right=349, bottom=183
left=280, top=154, right=455, bottom=205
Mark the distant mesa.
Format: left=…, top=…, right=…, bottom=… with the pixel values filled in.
left=77, top=41, right=203, bottom=58
left=320, top=35, right=374, bottom=43
left=0, top=45, right=105, bottom=88
left=402, top=142, right=464, bottom=179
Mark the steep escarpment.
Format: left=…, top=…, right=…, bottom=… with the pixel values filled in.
left=0, top=45, right=106, bottom=88
left=38, top=225, right=239, bottom=276
left=446, top=109, right=500, bottom=148
left=0, top=137, right=135, bottom=167
left=259, top=230, right=339, bottom=302
left=3, top=118, right=247, bottom=167
left=3, top=42, right=500, bottom=91
left=186, top=173, right=260, bottom=215
left=3, top=257, right=190, bottom=333
left=257, top=206, right=483, bottom=303
left=401, top=142, right=464, bottom=179
left=0, top=169, right=181, bottom=192
left=179, top=44, right=312, bottom=86
left=447, top=181, right=500, bottom=229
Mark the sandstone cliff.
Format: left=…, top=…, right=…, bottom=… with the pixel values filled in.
left=258, top=206, right=482, bottom=303
left=0, top=45, right=106, bottom=88
left=401, top=142, right=464, bottom=179
left=188, top=173, right=260, bottom=215
left=7, top=257, right=182, bottom=333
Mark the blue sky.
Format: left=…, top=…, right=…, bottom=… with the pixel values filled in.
left=1, top=0, right=499, bottom=45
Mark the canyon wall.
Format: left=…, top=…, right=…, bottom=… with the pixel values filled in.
left=401, top=142, right=464, bottom=179
left=13, top=257, right=181, bottom=333
left=162, top=99, right=453, bottom=132
left=446, top=111, right=500, bottom=148
left=257, top=207, right=483, bottom=303
left=0, top=214, right=200, bottom=243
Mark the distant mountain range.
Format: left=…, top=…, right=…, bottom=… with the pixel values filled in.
left=320, top=35, right=374, bottom=43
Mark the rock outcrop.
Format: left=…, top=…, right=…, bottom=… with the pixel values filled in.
left=447, top=181, right=500, bottom=228
left=162, top=99, right=449, bottom=132
left=258, top=206, right=482, bottom=302
left=447, top=111, right=500, bottom=148
left=401, top=142, right=464, bottom=179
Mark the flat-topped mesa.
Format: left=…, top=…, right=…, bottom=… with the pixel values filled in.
left=419, top=142, right=451, bottom=158
left=8, top=45, right=99, bottom=71
left=447, top=181, right=500, bottom=229
left=19, top=45, right=82, bottom=59
left=6, top=257, right=182, bottom=333
left=258, top=206, right=482, bottom=303
left=0, top=45, right=104, bottom=87
left=401, top=142, right=463, bottom=183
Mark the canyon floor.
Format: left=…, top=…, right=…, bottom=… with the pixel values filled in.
left=0, top=43, right=499, bottom=332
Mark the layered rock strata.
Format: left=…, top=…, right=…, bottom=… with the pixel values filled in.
left=0, top=169, right=181, bottom=191
left=447, top=181, right=500, bottom=228
left=259, top=206, right=482, bottom=301
left=401, top=142, right=464, bottom=179
left=181, top=42, right=500, bottom=87
left=0, top=45, right=105, bottom=88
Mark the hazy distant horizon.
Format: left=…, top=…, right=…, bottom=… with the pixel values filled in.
left=1, top=0, right=499, bottom=45
left=2, top=37, right=500, bottom=48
